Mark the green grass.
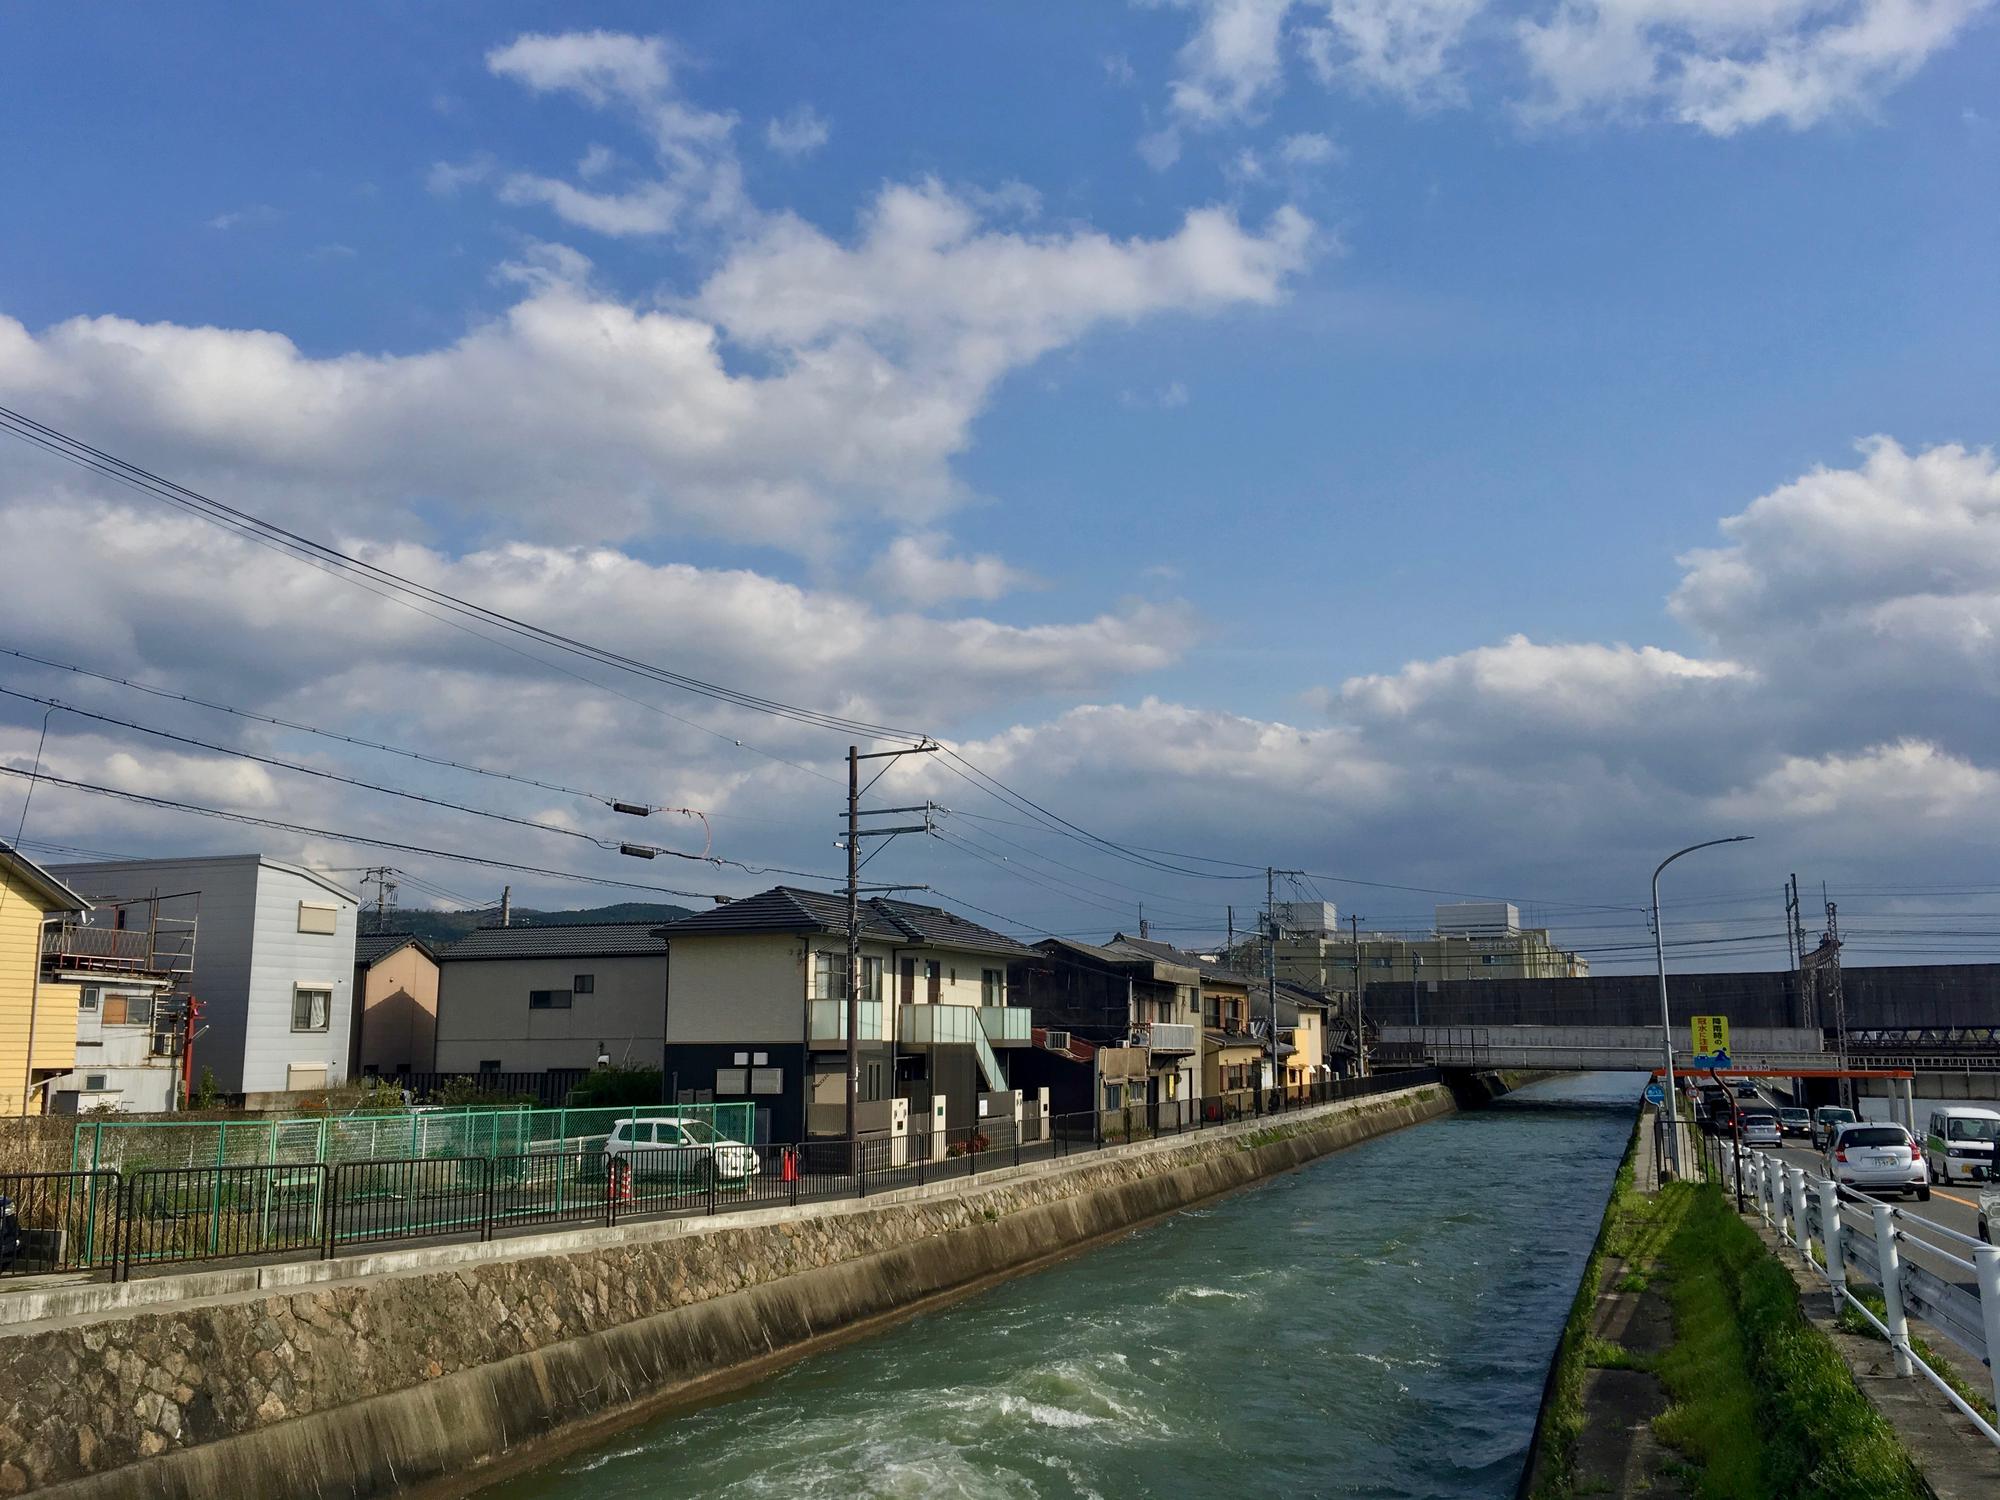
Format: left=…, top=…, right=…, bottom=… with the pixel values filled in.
left=1655, top=1186, right=1927, bottom=1500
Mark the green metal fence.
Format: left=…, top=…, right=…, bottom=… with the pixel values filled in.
left=73, top=1102, right=757, bottom=1175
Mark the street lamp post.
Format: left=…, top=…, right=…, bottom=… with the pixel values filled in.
left=1653, top=836, right=1753, bottom=1177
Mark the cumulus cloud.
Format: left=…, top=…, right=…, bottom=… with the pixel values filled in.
left=866, top=532, right=1042, bottom=608
left=0, top=186, right=1310, bottom=550
left=1302, top=0, right=1483, bottom=104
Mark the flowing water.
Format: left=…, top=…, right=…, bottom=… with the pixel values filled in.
left=472, top=1074, right=1641, bottom=1500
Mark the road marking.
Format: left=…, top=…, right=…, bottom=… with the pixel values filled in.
left=1932, top=1188, right=1980, bottom=1209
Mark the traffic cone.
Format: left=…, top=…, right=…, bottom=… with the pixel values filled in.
left=613, top=1159, right=634, bottom=1203
left=781, top=1147, right=798, bottom=1183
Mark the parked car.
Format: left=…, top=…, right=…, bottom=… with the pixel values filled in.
left=1812, top=1106, right=1857, bottom=1150
left=1778, top=1107, right=1812, bottom=1139
left=1826, top=1122, right=1930, bottom=1201
left=604, top=1117, right=762, bottom=1183
left=1923, top=1106, right=2000, bottom=1185
left=1739, top=1110, right=1782, bottom=1148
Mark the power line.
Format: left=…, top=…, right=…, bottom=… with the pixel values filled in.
left=0, top=764, right=750, bottom=902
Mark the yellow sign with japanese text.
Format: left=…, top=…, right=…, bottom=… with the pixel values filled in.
left=1689, top=1015, right=1730, bottom=1059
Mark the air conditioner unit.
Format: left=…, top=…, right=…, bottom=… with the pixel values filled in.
left=1044, top=1030, right=1070, bottom=1052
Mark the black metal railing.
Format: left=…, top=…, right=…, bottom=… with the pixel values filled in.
left=0, top=1068, right=1440, bottom=1282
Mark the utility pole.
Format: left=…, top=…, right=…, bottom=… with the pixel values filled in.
left=1351, top=912, right=1366, bottom=1076
left=842, top=742, right=939, bottom=1152
left=1264, top=869, right=1302, bottom=1103
left=499, top=885, right=511, bottom=928
left=1823, top=894, right=1849, bottom=1109
left=1138, top=904, right=1149, bottom=940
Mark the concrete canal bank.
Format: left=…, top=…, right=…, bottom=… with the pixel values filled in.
left=2, top=1080, right=1454, bottom=1499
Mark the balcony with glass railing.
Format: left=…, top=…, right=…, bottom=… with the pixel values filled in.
left=977, top=1006, right=1033, bottom=1047
left=807, top=998, right=883, bottom=1043
left=898, top=1003, right=1009, bottom=1089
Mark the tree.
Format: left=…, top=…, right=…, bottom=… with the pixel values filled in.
left=566, top=1066, right=662, bottom=1110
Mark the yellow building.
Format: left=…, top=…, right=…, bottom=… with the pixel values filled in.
left=0, top=844, right=89, bottom=1115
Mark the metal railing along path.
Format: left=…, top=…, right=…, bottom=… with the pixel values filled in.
left=1742, top=1147, right=2000, bottom=1450
left=0, top=1069, right=1441, bottom=1283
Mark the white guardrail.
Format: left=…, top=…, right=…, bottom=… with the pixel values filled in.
left=1741, top=1147, right=2000, bottom=1448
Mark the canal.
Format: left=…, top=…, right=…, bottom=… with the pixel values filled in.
left=471, top=1074, right=1641, bottom=1500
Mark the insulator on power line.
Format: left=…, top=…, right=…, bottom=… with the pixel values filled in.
left=610, top=802, right=650, bottom=816
left=618, top=843, right=657, bottom=859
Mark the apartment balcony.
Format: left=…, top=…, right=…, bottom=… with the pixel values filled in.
left=977, top=1006, right=1033, bottom=1048
left=899, top=1003, right=983, bottom=1048
left=808, top=998, right=884, bottom=1044
left=1142, top=1021, right=1198, bottom=1055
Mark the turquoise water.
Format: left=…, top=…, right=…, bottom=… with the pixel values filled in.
left=473, top=1074, right=1641, bottom=1500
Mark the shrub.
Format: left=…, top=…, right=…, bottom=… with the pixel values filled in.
left=565, top=1066, right=663, bottom=1110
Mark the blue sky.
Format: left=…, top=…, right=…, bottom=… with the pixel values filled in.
left=2, top=3, right=1998, bottom=967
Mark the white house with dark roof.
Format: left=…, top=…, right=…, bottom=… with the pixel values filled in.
left=659, top=887, right=1033, bottom=1144
left=432, top=922, right=668, bottom=1077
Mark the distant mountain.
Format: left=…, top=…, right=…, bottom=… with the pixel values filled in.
left=361, top=901, right=695, bottom=946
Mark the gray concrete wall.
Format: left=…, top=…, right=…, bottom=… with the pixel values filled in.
left=0, top=1084, right=1453, bottom=1499
left=435, top=954, right=666, bottom=1073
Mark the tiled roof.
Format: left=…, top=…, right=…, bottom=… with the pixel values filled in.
left=439, top=922, right=669, bottom=961
left=1106, top=934, right=1249, bottom=987
left=662, top=887, right=1028, bottom=955
left=355, top=932, right=435, bottom=966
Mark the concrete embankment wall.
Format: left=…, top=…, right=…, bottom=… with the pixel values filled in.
left=2, top=1082, right=1453, bottom=1500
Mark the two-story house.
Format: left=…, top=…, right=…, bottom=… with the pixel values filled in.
left=659, top=887, right=1032, bottom=1145
left=1007, top=937, right=1202, bottom=1127
left=51, top=854, right=358, bottom=1105
left=1, top=843, right=89, bottom=1115
left=41, top=887, right=197, bottom=1114
left=351, top=933, right=442, bottom=1078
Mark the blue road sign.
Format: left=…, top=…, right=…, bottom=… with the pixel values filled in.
left=1690, top=1048, right=1734, bottom=1070
left=1644, top=1082, right=1665, bottom=1105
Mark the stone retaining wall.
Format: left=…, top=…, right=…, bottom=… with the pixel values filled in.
left=3, top=1083, right=1453, bottom=1499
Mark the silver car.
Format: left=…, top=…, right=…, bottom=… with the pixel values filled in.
left=1827, top=1122, right=1930, bottom=1201
left=1739, top=1110, right=1782, bottom=1148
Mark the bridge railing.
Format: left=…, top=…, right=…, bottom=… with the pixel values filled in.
left=1741, top=1147, right=2000, bottom=1449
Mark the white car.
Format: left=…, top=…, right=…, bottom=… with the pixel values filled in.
left=1827, top=1121, right=1930, bottom=1202
left=604, top=1117, right=762, bottom=1182
left=1980, top=1186, right=1997, bottom=1244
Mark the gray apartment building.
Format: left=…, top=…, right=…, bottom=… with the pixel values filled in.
left=432, top=923, right=668, bottom=1075
left=50, top=854, right=360, bottom=1101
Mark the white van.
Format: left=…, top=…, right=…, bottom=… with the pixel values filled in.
left=1923, top=1106, right=2000, bottom=1185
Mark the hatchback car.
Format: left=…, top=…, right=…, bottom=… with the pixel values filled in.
left=1812, top=1106, right=1857, bottom=1150
left=1827, top=1122, right=1930, bottom=1201
left=1739, top=1111, right=1782, bottom=1148
left=1778, top=1107, right=1812, bottom=1139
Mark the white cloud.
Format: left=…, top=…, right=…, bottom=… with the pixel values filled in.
left=1714, top=740, right=2000, bottom=827
left=484, top=30, right=744, bottom=238
left=0, top=186, right=1309, bottom=551
left=1302, top=0, right=1484, bottom=104
left=1162, top=0, right=1299, bottom=125
left=427, top=155, right=496, bottom=196
left=765, top=105, right=831, bottom=157
left=1146, top=0, right=1987, bottom=137
left=207, top=205, right=281, bottom=232
left=1516, top=0, right=1992, bottom=133
left=866, top=532, right=1041, bottom=608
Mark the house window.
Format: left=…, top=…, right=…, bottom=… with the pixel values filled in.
left=478, top=1060, right=501, bottom=1074
left=573, top=973, right=595, bottom=993
left=715, top=1067, right=749, bottom=1094
left=749, top=1067, right=783, bottom=1095
left=102, top=993, right=153, bottom=1027
left=83, top=1073, right=109, bottom=1092
left=1371, top=956, right=1392, bottom=969
left=1103, top=1082, right=1123, bottom=1110
left=78, top=987, right=100, bottom=1013
left=812, top=950, right=848, bottom=1000
left=1481, top=955, right=1500, bottom=966
left=861, top=956, right=883, bottom=1003
left=981, top=969, right=1003, bottom=1005
left=1205, top=997, right=1221, bottom=1028
left=899, top=957, right=916, bottom=1004
left=529, top=989, right=572, bottom=1009
left=925, top=960, right=941, bottom=1003
left=291, top=988, right=331, bottom=1032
